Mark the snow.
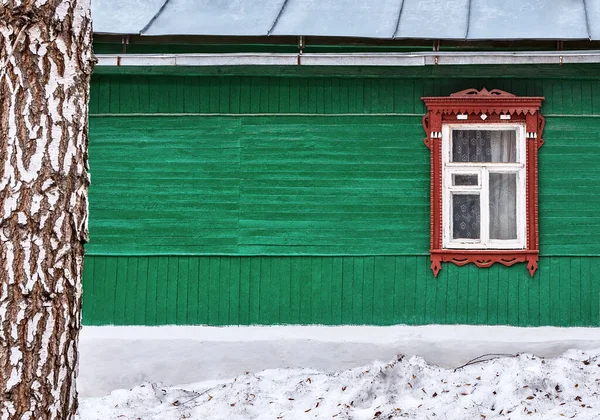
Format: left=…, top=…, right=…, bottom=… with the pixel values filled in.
left=78, top=348, right=600, bottom=420
left=78, top=325, right=600, bottom=398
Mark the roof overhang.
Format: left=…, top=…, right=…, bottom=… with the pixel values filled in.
left=95, top=50, right=600, bottom=67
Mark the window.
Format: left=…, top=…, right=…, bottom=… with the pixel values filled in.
left=443, top=125, right=526, bottom=249
left=422, top=89, right=544, bottom=277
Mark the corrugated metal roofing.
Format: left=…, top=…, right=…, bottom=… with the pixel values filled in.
left=468, top=0, right=590, bottom=40
left=270, top=0, right=401, bottom=39
left=144, top=0, right=285, bottom=36
left=92, top=0, right=598, bottom=41
left=394, top=0, right=469, bottom=39
left=92, top=0, right=166, bottom=34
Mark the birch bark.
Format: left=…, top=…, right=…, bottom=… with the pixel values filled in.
left=0, top=1, right=92, bottom=418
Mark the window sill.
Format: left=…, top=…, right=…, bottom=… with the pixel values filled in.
left=430, top=249, right=539, bottom=277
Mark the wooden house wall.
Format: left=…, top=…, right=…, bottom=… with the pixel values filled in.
left=83, top=67, right=600, bottom=326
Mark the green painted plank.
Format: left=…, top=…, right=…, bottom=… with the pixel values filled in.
left=403, top=256, right=417, bottom=324
left=592, top=81, right=600, bottom=115
left=591, top=258, right=600, bottom=326
left=372, top=257, right=385, bottom=324
left=486, top=265, right=499, bottom=325
left=268, top=77, right=280, bottom=114
left=476, top=265, right=488, bottom=325
left=239, top=258, right=251, bottom=325
left=434, top=262, right=448, bottom=324
left=208, top=257, right=221, bottom=325
left=210, top=77, right=220, bottom=112
left=381, top=256, right=396, bottom=325
left=82, top=257, right=95, bottom=325
left=146, top=257, right=158, bottom=325
left=177, top=257, right=189, bottom=324
left=109, top=78, right=120, bottom=113
left=538, top=258, right=550, bottom=326
left=413, top=256, right=426, bottom=324
left=517, top=268, right=529, bottom=327
left=218, top=257, right=231, bottom=325
left=299, top=256, right=312, bottom=324
left=155, top=257, right=169, bottom=324
left=187, top=258, right=199, bottom=324
left=331, top=257, right=343, bottom=324
left=497, top=265, right=509, bottom=325
left=393, top=256, right=405, bottom=324
left=114, top=257, right=128, bottom=325
left=528, top=268, right=540, bottom=327
left=342, top=257, right=353, bottom=323
left=259, top=257, right=272, bottom=324
left=352, top=257, right=364, bottom=324
left=103, top=257, right=119, bottom=325
left=579, top=257, right=591, bottom=326
left=134, top=257, right=148, bottom=325
left=198, top=258, right=209, bottom=325
left=466, top=265, right=479, bottom=324
left=559, top=258, right=571, bottom=326
left=271, top=257, right=283, bottom=323
left=311, top=257, right=322, bottom=324
left=455, top=265, right=469, bottom=325
left=229, top=257, right=241, bottom=325
left=166, top=257, right=179, bottom=324
left=362, top=257, right=375, bottom=324
left=506, top=267, right=519, bottom=326
left=317, top=258, right=332, bottom=325
left=445, top=262, right=458, bottom=324
left=424, top=257, right=437, bottom=325
left=570, top=257, right=582, bottom=326
left=92, top=257, right=106, bottom=325
left=289, top=78, right=300, bottom=113
left=279, top=257, right=292, bottom=324
left=239, top=77, right=251, bottom=113
left=548, top=257, right=561, bottom=326
left=248, top=257, right=262, bottom=324
left=219, top=76, right=230, bottom=114
left=289, top=257, right=302, bottom=324
left=279, top=78, right=290, bottom=114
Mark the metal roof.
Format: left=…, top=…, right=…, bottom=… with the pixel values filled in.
left=92, top=0, right=598, bottom=41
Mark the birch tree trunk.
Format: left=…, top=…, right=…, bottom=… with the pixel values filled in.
left=0, top=1, right=92, bottom=418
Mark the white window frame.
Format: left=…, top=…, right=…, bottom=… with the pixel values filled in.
left=442, top=123, right=527, bottom=250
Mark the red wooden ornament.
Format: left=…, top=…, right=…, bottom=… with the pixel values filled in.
left=422, top=88, right=544, bottom=277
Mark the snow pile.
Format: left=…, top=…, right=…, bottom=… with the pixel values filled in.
left=79, top=349, right=600, bottom=420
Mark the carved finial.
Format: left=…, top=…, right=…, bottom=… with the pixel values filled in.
left=450, top=88, right=516, bottom=98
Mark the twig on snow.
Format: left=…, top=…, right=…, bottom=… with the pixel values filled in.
left=453, top=353, right=517, bottom=372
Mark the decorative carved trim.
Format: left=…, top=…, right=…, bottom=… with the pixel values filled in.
left=422, top=88, right=544, bottom=117
left=450, top=88, right=516, bottom=98
left=422, top=89, right=545, bottom=277
left=431, top=251, right=539, bottom=275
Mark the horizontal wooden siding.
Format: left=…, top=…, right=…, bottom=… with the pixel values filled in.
left=89, top=112, right=600, bottom=256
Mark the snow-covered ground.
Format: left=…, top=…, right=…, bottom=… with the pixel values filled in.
left=78, top=325, right=600, bottom=398
left=79, top=348, right=600, bottom=420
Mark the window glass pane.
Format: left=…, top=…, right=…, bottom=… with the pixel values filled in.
left=452, top=174, right=478, bottom=186
left=489, top=173, right=517, bottom=240
left=452, top=194, right=480, bottom=240
left=452, top=130, right=517, bottom=163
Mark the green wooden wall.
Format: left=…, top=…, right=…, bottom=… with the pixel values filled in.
left=83, top=255, right=600, bottom=327
left=84, top=65, right=600, bottom=326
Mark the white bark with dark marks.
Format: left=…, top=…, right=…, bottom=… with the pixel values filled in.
left=0, top=1, right=92, bottom=418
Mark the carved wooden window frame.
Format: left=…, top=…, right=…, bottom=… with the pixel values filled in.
left=421, top=88, right=544, bottom=277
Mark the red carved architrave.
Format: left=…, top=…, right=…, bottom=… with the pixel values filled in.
left=421, top=88, right=544, bottom=277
